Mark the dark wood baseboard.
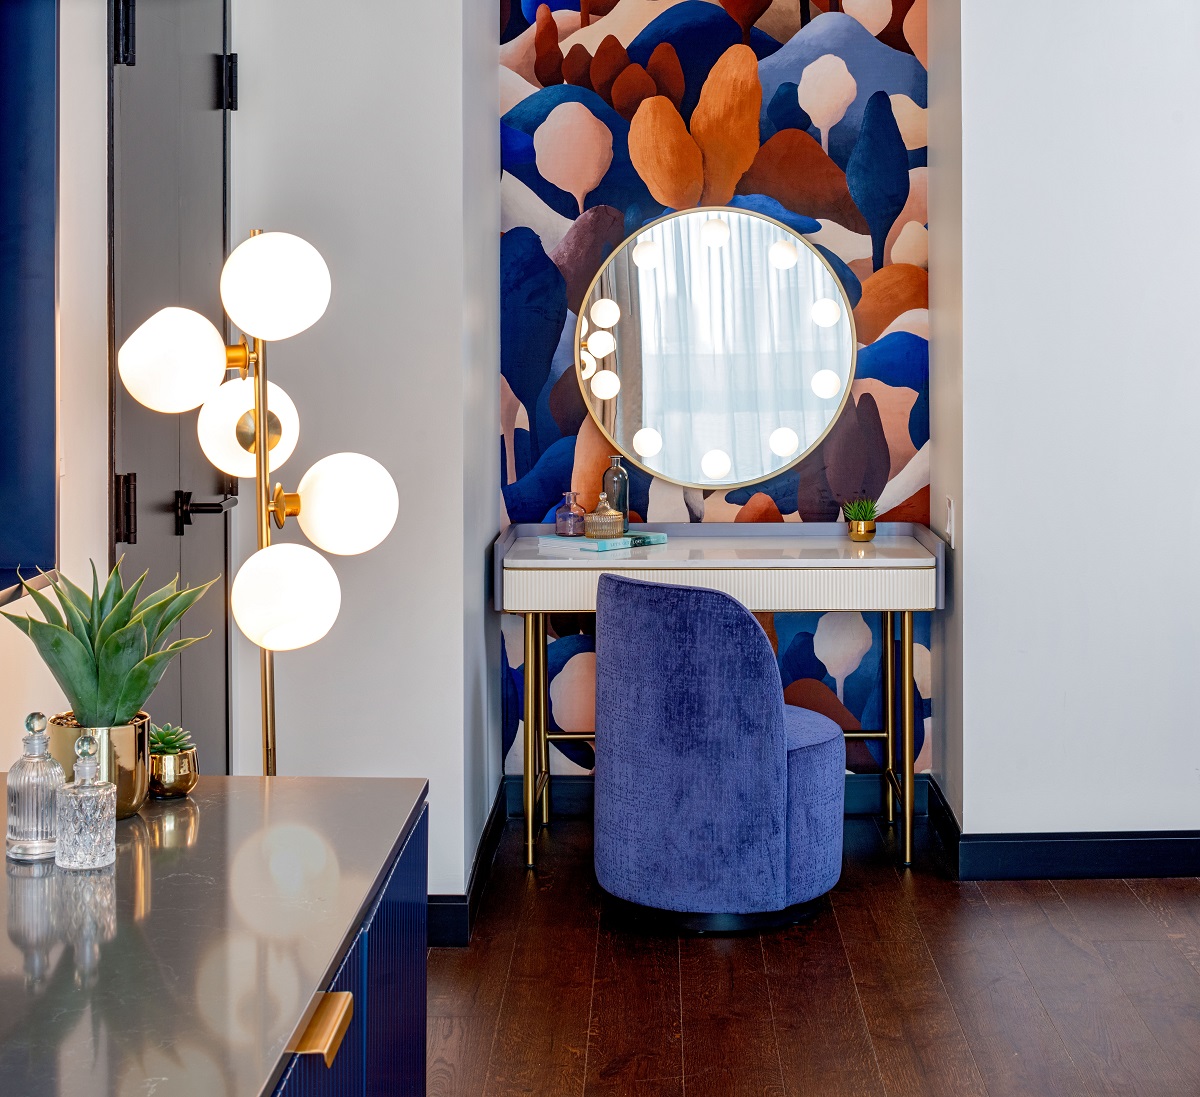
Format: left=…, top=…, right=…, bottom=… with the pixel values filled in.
left=427, top=783, right=507, bottom=947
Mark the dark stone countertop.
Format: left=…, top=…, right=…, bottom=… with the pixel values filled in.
left=0, top=774, right=427, bottom=1096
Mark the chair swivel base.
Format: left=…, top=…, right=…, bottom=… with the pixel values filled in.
left=601, top=889, right=823, bottom=936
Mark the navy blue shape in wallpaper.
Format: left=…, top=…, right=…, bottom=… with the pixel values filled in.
left=0, top=0, right=57, bottom=591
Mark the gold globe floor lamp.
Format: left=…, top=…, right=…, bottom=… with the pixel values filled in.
left=117, top=229, right=398, bottom=775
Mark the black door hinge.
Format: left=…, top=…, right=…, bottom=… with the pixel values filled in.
left=221, top=53, right=238, bottom=110
left=113, top=0, right=135, bottom=66
left=115, top=473, right=138, bottom=544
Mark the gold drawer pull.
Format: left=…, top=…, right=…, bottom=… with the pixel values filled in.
left=292, top=991, right=354, bottom=1068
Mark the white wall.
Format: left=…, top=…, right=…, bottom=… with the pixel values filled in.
left=944, top=0, right=1200, bottom=833
left=230, top=0, right=501, bottom=892
left=0, top=0, right=111, bottom=764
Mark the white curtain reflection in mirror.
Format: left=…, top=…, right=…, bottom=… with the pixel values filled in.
left=584, top=209, right=855, bottom=487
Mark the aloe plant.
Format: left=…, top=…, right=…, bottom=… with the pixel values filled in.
left=842, top=497, right=879, bottom=523
left=2, top=560, right=215, bottom=729
left=150, top=722, right=194, bottom=755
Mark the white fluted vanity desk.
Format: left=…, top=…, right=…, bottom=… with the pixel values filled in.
left=494, top=522, right=946, bottom=868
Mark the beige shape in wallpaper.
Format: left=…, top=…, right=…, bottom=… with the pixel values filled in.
left=809, top=219, right=873, bottom=265
left=884, top=166, right=926, bottom=264
left=889, top=93, right=928, bottom=150
left=648, top=476, right=691, bottom=522
left=562, top=0, right=704, bottom=53
left=891, top=221, right=928, bottom=269
left=814, top=611, right=873, bottom=703
left=879, top=307, right=929, bottom=341
left=875, top=440, right=928, bottom=514
left=501, top=172, right=573, bottom=251
left=550, top=651, right=597, bottom=733
left=797, top=54, right=857, bottom=155
left=844, top=0, right=893, bottom=37
left=534, top=102, right=614, bottom=214
left=500, top=373, right=530, bottom=486
left=851, top=378, right=918, bottom=479
left=500, top=8, right=582, bottom=85
left=500, top=66, right=539, bottom=114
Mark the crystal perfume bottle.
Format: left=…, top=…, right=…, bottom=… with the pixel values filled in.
left=584, top=492, right=625, bottom=538
left=6, top=713, right=66, bottom=862
left=554, top=491, right=586, bottom=537
left=55, top=734, right=116, bottom=871
left=602, top=456, right=629, bottom=531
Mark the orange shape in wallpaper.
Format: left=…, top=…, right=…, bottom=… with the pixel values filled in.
left=753, top=611, right=779, bottom=654
left=646, top=42, right=685, bottom=110
left=784, top=679, right=862, bottom=731
left=550, top=651, right=597, bottom=733
left=628, top=96, right=704, bottom=210
left=904, top=0, right=928, bottom=70
left=736, top=130, right=868, bottom=233
left=571, top=415, right=612, bottom=512
left=853, top=263, right=928, bottom=344
left=590, top=35, right=630, bottom=104
left=533, top=102, right=614, bottom=214
left=735, top=492, right=785, bottom=523
left=611, top=62, right=658, bottom=122
left=690, top=45, right=762, bottom=206
left=879, top=484, right=930, bottom=523
left=534, top=5, right=565, bottom=86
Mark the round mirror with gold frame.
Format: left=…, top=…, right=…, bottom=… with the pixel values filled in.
left=576, top=207, right=857, bottom=491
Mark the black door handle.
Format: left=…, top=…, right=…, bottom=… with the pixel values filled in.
left=175, top=490, right=237, bottom=536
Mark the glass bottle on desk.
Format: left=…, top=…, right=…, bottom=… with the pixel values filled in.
left=602, top=456, right=629, bottom=531
left=6, top=712, right=65, bottom=862
left=55, top=734, right=116, bottom=870
left=554, top=491, right=586, bottom=537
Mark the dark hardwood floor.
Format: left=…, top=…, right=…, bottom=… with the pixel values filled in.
left=427, top=814, right=1200, bottom=1096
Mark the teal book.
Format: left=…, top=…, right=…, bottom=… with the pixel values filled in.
left=537, top=533, right=668, bottom=552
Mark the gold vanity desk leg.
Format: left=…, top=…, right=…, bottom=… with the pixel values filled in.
left=536, top=613, right=551, bottom=827
left=901, top=610, right=916, bottom=866
left=523, top=612, right=539, bottom=867
left=883, top=610, right=896, bottom=825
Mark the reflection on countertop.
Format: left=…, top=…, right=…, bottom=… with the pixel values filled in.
left=0, top=774, right=427, bottom=1097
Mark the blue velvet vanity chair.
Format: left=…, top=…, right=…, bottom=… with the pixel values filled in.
left=594, top=574, right=845, bottom=927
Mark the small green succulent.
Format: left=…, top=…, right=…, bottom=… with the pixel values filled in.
left=150, top=722, right=194, bottom=755
left=842, top=497, right=879, bottom=523
left=2, top=559, right=215, bottom=729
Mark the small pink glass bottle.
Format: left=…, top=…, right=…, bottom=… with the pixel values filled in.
left=555, top=491, right=586, bottom=537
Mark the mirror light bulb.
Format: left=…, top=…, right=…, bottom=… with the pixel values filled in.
left=579, top=350, right=597, bottom=380
left=580, top=315, right=588, bottom=337
left=296, top=452, right=398, bottom=556
left=231, top=543, right=341, bottom=651
left=632, top=427, right=663, bottom=457
left=632, top=240, right=661, bottom=269
left=768, top=240, right=799, bottom=270
left=117, top=307, right=227, bottom=413
left=220, top=232, right=331, bottom=341
left=811, top=369, right=842, bottom=399
left=701, top=217, right=730, bottom=249
left=769, top=427, right=800, bottom=457
left=197, top=377, right=300, bottom=478
left=701, top=449, right=732, bottom=479
left=590, top=370, right=621, bottom=400
left=811, top=297, right=842, bottom=327
left=586, top=330, right=616, bottom=359
left=589, top=298, right=621, bottom=329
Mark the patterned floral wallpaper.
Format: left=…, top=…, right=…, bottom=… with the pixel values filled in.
left=499, top=0, right=932, bottom=778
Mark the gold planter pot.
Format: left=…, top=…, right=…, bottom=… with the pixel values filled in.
left=847, top=520, right=877, bottom=542
left=149, top=748, right=199, bottom=800
left=48, top=711, right=150, bottom=819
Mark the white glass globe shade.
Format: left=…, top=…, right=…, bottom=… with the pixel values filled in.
left=811, top=297, right=842, bottom=327
left=587, top=329, right=616, bottom=359
left=231, top=543, right=341, bottom=651
left=579, top=350, right=597, bottom=380
left=590, top=370, right=621, bottom=400
left=632, top=427, right=663, bottom=457
left=117, top=307, right=227, bottom=413
left=768, top=240, right=799, bottom=271
left=811, top=369, right=842, bottom=399
left=296, top=452, right=398, bottom=556
left=632, top=240, right=661, bottom=269
left=701, top=217, right=730, bottom=249
left=197, top=377, right=299, bottom=478
left=220, top=232, right=331, bottom=341
left=589, top=298, right=621, bottom=329
left=580, top=314, right=589, bottom=337
left=701, top=448, right=732, bottom=479
left=769, top=427, right=800, bottom=457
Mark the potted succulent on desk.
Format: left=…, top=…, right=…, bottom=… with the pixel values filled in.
left=2, top=560, right=214, bottom=818
left=148, top=723, right=199, bottom=800
left=843, top=497, right=879, bottom=542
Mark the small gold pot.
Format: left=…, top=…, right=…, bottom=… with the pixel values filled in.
left=48, top=711, right=149, bottom=819
left=149, top=748, right=199, bottom=800
left=847, top=520, right=877, bottom=542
